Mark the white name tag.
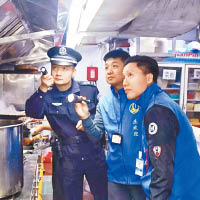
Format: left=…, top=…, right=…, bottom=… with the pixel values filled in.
left=52, top=103, right=62, bottom=106
left=111, top=134, right=122, bottom=144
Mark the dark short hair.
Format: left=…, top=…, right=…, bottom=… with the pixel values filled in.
left=124, top=55, right=159, bottom=83
left=103, top=49, right=130, bottom=62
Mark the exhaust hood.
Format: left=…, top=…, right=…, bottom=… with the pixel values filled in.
left=68, top=0, right=200, bottom=47
left=0, top=0, right=72, bottom=69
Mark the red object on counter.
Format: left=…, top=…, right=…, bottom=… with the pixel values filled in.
left=43, top=152, right=52, bottom=163
left=43, top=152, right=53, bottom=175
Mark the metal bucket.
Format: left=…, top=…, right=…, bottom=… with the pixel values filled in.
left=0, top=120, right=23, bottom=198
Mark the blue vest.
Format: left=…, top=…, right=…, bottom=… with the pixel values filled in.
left=139, top=84, right=200, bottom=199
left=99, top=87, right=143, bottom=185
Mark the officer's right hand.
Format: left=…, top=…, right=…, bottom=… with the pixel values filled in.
left=39, top=74, right=54, bottom=92
left=74, top=101, right=90, bottom=119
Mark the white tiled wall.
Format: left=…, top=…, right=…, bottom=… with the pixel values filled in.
left=75, top=45, right=110, bottom=97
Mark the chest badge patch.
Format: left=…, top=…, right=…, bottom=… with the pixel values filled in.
left=129, top=103, right=140, bottom=114
left=52, top=103, right=62, bottom=106
left=153, top=146, right=162, bottom=157
left=148, top=122, right=158, bottom=135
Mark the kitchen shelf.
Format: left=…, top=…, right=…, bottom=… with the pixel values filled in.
left=187, top=88, right=200, bottom=91
left=158, top=63, right=200, bottom=126
left=187, top=99, right=200, bottom=102
left=186, top=110, right=200, bottom=113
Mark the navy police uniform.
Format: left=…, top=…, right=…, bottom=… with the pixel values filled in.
left=25, top=46, right=108, bottom=200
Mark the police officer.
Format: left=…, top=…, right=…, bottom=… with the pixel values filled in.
left=123, top=55, right=200, bottom=199
left=25, top=46, right=108, bottom=200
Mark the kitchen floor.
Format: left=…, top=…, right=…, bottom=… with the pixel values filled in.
left=0, top=151, right=93, bottom=200
left=42, top=176, right=53, bottom=200
left=0, top=154, right=38, bottom=200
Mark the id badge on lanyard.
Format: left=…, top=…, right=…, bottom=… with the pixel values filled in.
left=112, top=96, right=127, bottom=145
left=135, top=151, right=144, bottom=176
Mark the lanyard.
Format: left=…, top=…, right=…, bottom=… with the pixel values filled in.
left=112, top=94, right=127, bottom=133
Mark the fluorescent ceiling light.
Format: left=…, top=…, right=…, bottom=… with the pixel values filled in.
left=66, top=0, right=84, bottom=48
left=66, top=0, right=104, bottom=48
left=78, top=0, right=104, bottom=32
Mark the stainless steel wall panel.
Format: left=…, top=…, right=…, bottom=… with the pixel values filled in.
left=34, top=74, right=41, bottom=90
left=0, top=74, right=3, bottom=99
left=3, top=74, right=35, bottom=110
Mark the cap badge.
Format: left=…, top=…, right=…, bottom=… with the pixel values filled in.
left=59, top=46, right=67, bottom=55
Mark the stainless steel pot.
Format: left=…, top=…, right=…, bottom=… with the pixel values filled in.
left=0, top=120, right=23, bottom=198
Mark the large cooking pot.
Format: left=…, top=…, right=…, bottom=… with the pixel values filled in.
left=0, top=112, right=25, bottom=120
left=0, top=119, right=23, bottom=198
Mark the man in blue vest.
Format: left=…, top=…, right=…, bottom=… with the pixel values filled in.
left=123, top=55, right=200, bottom=200
left=25, top=46, right=107, bottom=200
left=75, top=49, right=146, bottom=200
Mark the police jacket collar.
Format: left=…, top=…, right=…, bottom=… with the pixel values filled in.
left=52, top=79, right=80, bottom=98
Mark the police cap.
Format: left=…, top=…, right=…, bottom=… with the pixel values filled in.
left=47, top=46, right=82, bottom=67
